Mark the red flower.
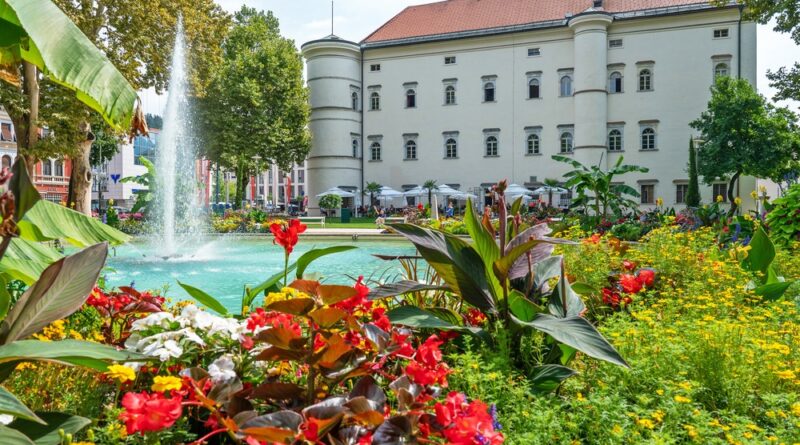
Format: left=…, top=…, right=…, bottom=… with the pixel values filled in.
left=119, top=391, right=182, bottom=434
left=434, top=392, right=504, bottom=444
left=466, top=308, right=487, bottom=326
left=246, top=308, right=301, bottom=335
left=417, top=335, right=444, bottom=368
left=602, top=288, right=622, bottom=308
left=269, top=219, right=307, bottom=254
left=619, top=274, right=643, bottom=294
left=637, top=269, right=656, bottom=287
left=333, top=276, right=373, bottom=315
left=622, top=260, right=636, bottom=271
left=405, top=335, right=450, bottom=386
left=371, top=307, right=391, bottom=331
left=584, top=233, right=602, bottom=244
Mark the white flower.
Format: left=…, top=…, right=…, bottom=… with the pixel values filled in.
left=208, top=355, right=237, bottom=383
left=0, top=414, right=13, bottom=425
left=131, top=312, right=175, bottom=331
left=143, top=339, right=183, bottom=362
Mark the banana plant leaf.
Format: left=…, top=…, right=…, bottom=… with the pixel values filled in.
left=0, top=238, right=60, bottom=284
left=17, top=200, right=130, bottom=247
left=0, top=0, right=137, bottom=130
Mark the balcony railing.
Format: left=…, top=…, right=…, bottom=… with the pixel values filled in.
left=34, top=175, right=69, bottom=185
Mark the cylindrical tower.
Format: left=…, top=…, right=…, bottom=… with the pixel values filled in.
left=301, top=36, right=362, bottom=216
left=569, top=11, right=613, bottom=170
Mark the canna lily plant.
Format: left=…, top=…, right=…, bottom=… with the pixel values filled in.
left=371, top=180, right=628, bottom=392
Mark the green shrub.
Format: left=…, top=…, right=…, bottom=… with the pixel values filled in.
left=766, top=182, right=800, bottom=246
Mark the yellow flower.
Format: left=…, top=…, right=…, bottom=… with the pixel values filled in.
left=750, top=190, right=758, bottom=200
left=716, top=195, right=724, bottom=203
left=656, top=197, right=664, bottom=207
left=151, top=375, right=183, bottom=392
left=734, top=197, right=742, bottom=206
left=637, top=418, right=655, bottom=429
left=775, top=370, right=796, bottom=380
left=759, top=185, right=767, bottom=194
left=106, top=364, right=136, bottom=383
left=675, top=395, right=692, bottom=403
left=790, top=402, right=800, bottom=417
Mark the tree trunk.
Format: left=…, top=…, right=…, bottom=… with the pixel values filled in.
left=68, top=122, right=94, bottom=215
left=727, top=170, right=741, bottom=217
left=18, top=61, right=40, bottom=178
left=234, top=162, right=249, bottom=210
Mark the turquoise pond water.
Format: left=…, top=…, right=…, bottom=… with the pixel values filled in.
left=103, top=236, right=418, bottom=310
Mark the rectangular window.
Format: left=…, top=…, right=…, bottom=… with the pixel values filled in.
left=712, top=183, right=728, bottom=202
left=676, top=184, right=688, bottom=204
left=713, top=28, right=729, bottom=39
left=370, top=64, right=381, bottom=72
left=527, top=48, right=541, bottom=57
left=640, top=184, right=655, bottom=204
left=608, top=39, right=623, bottom=48
left=444, top=56, right=456, bottom=65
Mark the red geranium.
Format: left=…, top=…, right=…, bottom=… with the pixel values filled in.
left=619, top=274, right=643, bottom=294
left=622, top=260, right=636, bottom=271
left=434, top=392, right=504, bottom=445
left=466, top=308, right=487, bottom=326
left=637, top=269, right=656, bottom=287
left=269, top=219, right=307, bottom=254
left=119, top=391, right=182, bottom=434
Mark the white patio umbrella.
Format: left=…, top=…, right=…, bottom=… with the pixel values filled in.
left=505, top=183, right=534, bottom=196
left=449, top=191, right=478, bottom=201
left=531, top=185, right=568, bottom=195
left=316, top=187, right=355, bottom=198
left=402, top=186, right=425, bottom=197
left=379, top=186, right=404, bottom=197
left=435, top=184, right=460, bottom=197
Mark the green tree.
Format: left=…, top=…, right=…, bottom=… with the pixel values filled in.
left=197, top=7, right=310, bottom=209
left=318, top=194, right=343, bottom=214
left=365, top=182, right=382, bottom=210
left=543, top=177, right=561, bottom=207
left=690, top=76, right=798, bottom=215
left=723, top=1, right=800, bottom=101
left=686, top=137, right=701, bottom=207
left=422, top=179, right=439, bottom=207
left=0, top=0, right=230, bottom=214
left=553, top=155, right=649, bottom=217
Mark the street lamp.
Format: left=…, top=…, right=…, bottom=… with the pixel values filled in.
left=92, top=167, right=109, bottom=223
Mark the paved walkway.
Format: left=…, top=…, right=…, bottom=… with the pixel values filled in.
left=302, top=227, right=388, bottom=237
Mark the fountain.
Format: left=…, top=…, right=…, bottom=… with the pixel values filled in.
left=152, top=18, right=202, bottom=257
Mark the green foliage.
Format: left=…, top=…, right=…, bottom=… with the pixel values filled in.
left=766, top=182, right=800, bottom=246
left=120, top=156, right=155, bottom=215
left=738, top=226, right=796, bottom=300
left=690, top=76, right=799, bottom=214
left=197, top=6, right=310, bottom=209
left=687, top=137, right=701, bottom=207
left=553, top=155, right=649, bottom=217
left=422, top=179, right=438, bottom=206
left=318, top=194, right=342, bottom=211
left=365, top=182, right=382, bottom=209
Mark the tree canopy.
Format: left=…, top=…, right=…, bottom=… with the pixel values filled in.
left=197, top=6, right=310, bottom=208
left=690, top=76, right=799, bottom=213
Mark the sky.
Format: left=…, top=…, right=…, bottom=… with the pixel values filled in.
left=141, top=0, right=800, bottom=113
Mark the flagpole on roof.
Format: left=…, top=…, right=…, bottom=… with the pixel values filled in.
left=331, top=1, right=334, bottom=35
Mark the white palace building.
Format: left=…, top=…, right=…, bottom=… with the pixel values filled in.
left=301, top=0, right=759, bottom=214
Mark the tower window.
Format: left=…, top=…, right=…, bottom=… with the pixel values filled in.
left=713, top=28, right=729, bottom=39
left=406, top=89, right=416, bottom=108
left=445, top=85, right=456, bottom=105
left=640, top=184, right=655, bottom=204
left=483, top=81, right=496, bottom=102
left=351, top=91, right=359, bottom=111
left=405, top=140, right=417, bottom=160
left=609, top=71, right=623, bottom=93
left=444, top=56, right=456, bottom=65
left=370, top=64, right=381, bottom=72
left=560, top=75, right=573, bottom=97
left=485, top=136, right=498, bottom=157
left=370, top=92, right=381, bottom=111
left=609, top=39, right=623, bottom=48
left=528, top=48, right=541, bottom=57
left=370, top=142, right=382, bottom=161
left=528, top=78, right=540, bottom=99
left=352, top=139, right=359, bottom=158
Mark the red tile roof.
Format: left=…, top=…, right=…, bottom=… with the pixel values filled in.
left=363, top=0, right=715, bottom=44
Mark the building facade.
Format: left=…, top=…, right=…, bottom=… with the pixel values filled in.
left=91, top=130, right=159, bottom=210
left=302, top=0, right=762, bottom=214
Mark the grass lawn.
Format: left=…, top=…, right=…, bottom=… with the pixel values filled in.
left=319, top=217, right=378, bottom=229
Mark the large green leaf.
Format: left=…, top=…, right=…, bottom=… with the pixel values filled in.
left=547, top=269, right=586, bottom=319
left=744, top=227, right=775, bottom=275
left=464, top=199, right=501, bottom=297
left=387, top=306, right=488, bottom=340
left=389, top=224, right=495, bottom=311
left=178, top=281, right=228, bottom=316
left=754, top=281, right=793, bottom=301
left=367, top=281, right=451, bottom=301
left=0, top=238, right=62, bottom=284
left=0, top=425, right=34, bottom=445
left=295, top=246, right=358, bottom=279
left=1, top=0, right=137, bottom=130
left=516, top=314, right=628, bottom=367
left=8, top=412, right=90, bottom=445
left=0, top=386, right=43, bottom=424
left=244, top=264, right=298, bottom=311
left=0, top=275, right=9, bottom=319
left=17, top=200, right=130, bottom=247
left=508, top=290, right=540, bottom=322
left=0, top=340, right=145, bottom=370
left=530, top=364, right=578, bottom=394
left=0, top=243, right=107, bottom=343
